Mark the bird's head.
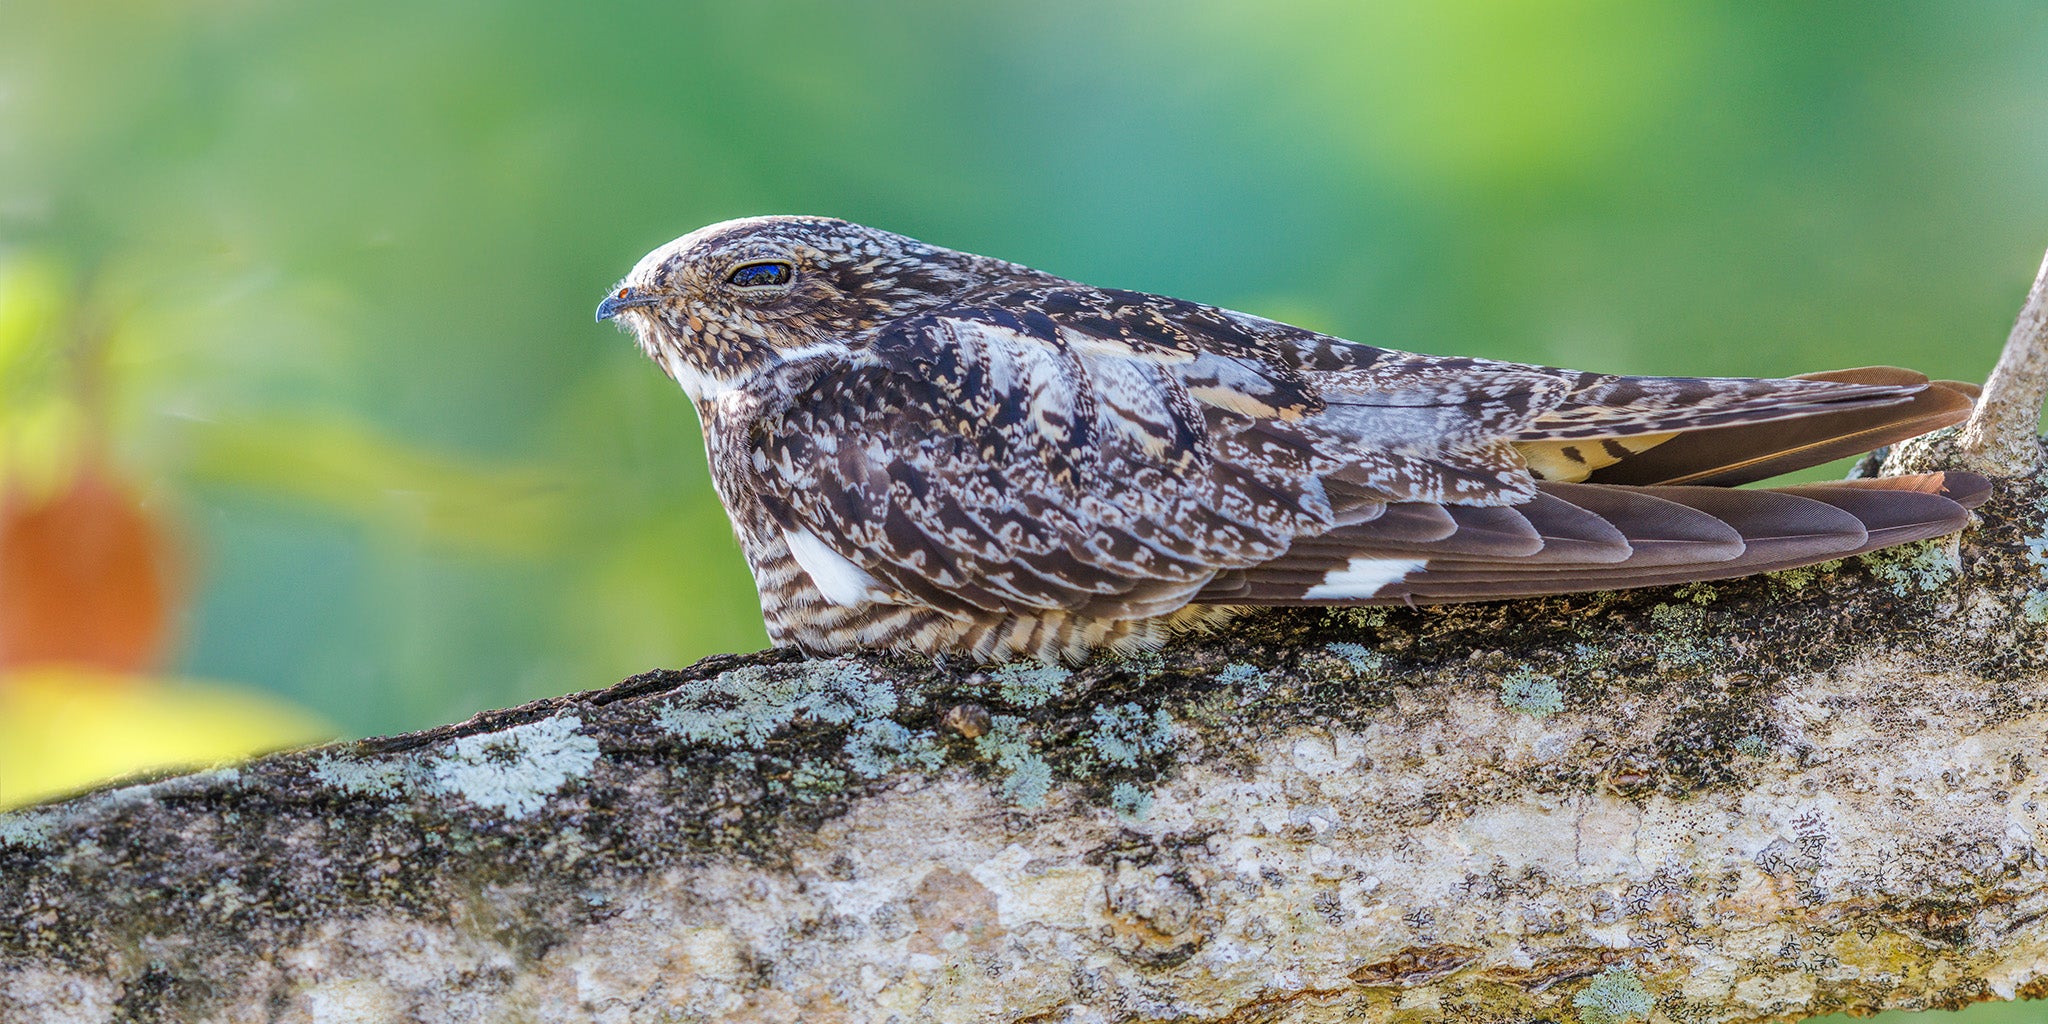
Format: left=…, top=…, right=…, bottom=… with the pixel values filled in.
left=597, top=216, right=1015, bottom=402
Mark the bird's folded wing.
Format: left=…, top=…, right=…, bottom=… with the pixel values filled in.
left=747, top=291, right=1571, bottom=619
left=1195, top=473, right=1990, bottom=606
left=749, top=303, right=1336, bottom=620
left=747, top=287, right=1985, bottom=621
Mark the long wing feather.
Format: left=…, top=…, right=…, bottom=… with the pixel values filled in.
left=1575, top=369, right=1977, bottom=486
left=1200, top=473, right=1987, bottom=606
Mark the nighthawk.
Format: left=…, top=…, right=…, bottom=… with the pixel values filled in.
left=598, top=216, right=1988, bottom=663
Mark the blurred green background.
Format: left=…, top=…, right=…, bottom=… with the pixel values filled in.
left=2, top=2, right=2046, bottom=1016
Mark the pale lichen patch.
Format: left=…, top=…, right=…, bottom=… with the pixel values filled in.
left=990, top=661, right=1074, bottom=709
left=1000, top=759, right=1052, bottom=808
left=1109, top=782, right=1154, bottom=822
left=0, top=808, right=61, bottom=850
left=1214, top=662, right=1268, bottom=694
left=1499, top=670, right=1565, bottom=718
left=842, top=719, right=946, bottom=779
left=1323, top=642, right=1384, bottom=675
left=431, top=715, right=601, bottom=820
left=1115, top=648, right=1166, bottom=682
left=2019, top=519, right=2048, bottom=623
left=2020, top=491, right=2048, bottom=556
left=656, top=658, right=896, bottom=747
left=975, top=716, right=1053, bottom=808
left=1573, top=965, right=1653, bottom=1024
left=1567, top=641, right=1611, bottom=668
left=1087, top=703, right=1176, bottom=768
left=1861, top=537, right=1963, bottom=597
left=312, top=754, right=426, bottom=800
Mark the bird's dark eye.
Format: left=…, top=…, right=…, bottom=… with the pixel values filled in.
left=727, top=261, right=794, bottom=288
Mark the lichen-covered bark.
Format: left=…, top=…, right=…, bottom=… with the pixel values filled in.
left=4, top=456, right=2046, bottom=1024
left=8, top=275, right=2048, bottom=1024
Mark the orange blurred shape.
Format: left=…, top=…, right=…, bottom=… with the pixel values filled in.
left=0, top=465, right=177, bottom=674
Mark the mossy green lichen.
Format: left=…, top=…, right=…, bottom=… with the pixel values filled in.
left=1499, top=670, right=1564, bottom=717
left=1087, top=703, right=1176, bottom=768
left=431, top=715, right=602, bottom=820
left=1861, top=539, right=1961, bottom=597
left=1768, top=560, right=1840, bottom=593
left=656, top=659, right=896, bottom=747
left=1647, top=603, right=1713, bottom=665
left=975, top=715, right=1053, bottom=808
left=1180, top=689, right=1241, bottom=729
left=790, top=761, right=847, bottom=797
left=1340, top=606, right=1390, bottom=629
left=1573, top=965, right=1653, bottom=1024
left=1671, top=582, right=1717, bottom=606
left=1323, top=642, right=1384, bottom=675
left=991, top=660, right=1074, bottom=708
left=2024, top=591, right=2048, bottom=624
left=1646, top=603, right=1690, bottom=630
left=1109, top=782, right=1153, bottom=821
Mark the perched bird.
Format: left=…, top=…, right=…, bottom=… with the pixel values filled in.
left=598, top=216, right=1988, bottom=663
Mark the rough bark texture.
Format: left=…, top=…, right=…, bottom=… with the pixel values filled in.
left=7, top=277, right=2048, bottom=1024
left=1959, top=247, right=2048, bottom=477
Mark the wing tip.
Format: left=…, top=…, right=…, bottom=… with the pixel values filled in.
left=1860, top=470, right=1992, bottom=509
left=1935, top=470, right=1993, bottom=509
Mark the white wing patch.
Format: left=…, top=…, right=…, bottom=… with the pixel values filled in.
left=784, top=528, right=887, bottom=606
left=1301, top=557, right=1427, bottom=600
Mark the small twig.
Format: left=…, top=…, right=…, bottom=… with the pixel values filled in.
left=1958, top=247, right=2048, bottom=475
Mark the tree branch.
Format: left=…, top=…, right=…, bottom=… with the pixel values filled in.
left=1958, top=247, right=2048, bottom=476
left=9, top=257, right=2048, bottom=1024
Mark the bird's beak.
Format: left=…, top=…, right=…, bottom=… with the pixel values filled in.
left=596, top=287, right=658, bottom=323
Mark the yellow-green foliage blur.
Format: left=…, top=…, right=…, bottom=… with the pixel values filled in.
left=0, top=11, right=2044, bottom=1018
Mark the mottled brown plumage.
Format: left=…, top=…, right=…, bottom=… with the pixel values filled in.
left=598, top=216, right=1987, bottom=662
